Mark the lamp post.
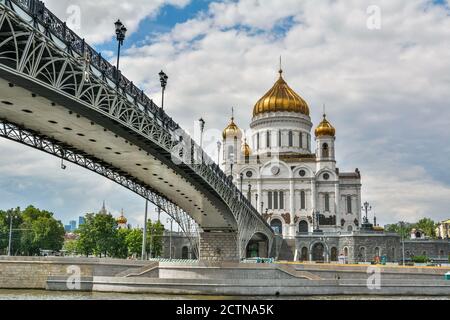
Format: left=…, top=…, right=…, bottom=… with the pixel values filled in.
left=239, top=173, right=243, bottom=193
left=362, top=201, right=372, bottom=224
left=114, top=19, right=127, bottom=88
left=399, top=221, right=406, bottom=266
left=166, top=218, right=173, bottom=260
left=260, top=201, right=264, bottom=214
left=199, top=118, right=205, bottom=149
left=247, top=183, right=252, bottom=201
left=255, top=193, right=259, bottom=212
left=7, top=212, right=18, bottom=256
left=159, top=70, right=168, bottom=110
left=217, top=141, right=221, bottom=165
left=141, top=200, right=148, bottom=260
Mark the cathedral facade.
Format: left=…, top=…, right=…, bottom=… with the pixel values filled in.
left=221, top=69, right=362, bottom=240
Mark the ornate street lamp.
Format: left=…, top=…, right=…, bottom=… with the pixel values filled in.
left=247, top=183, right=252, bottom=201
left=159, top=70, right=168, bottom=110
left=141, top=200, right=148, bottom=260
left=114, top=19, right=127, bottom=87
left=239, top=172, right=243, bottom=193
left=199, top=118, right=205, bottom=149
left=362, top=201, right=372, bottom=224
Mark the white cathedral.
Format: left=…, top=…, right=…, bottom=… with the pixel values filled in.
left=220, top=68, right=362, bottom=239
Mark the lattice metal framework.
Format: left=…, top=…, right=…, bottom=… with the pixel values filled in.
left=0, top=0, right=274, bottom=258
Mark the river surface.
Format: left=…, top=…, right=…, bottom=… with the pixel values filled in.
left=0, top=289, right=449, bottom=300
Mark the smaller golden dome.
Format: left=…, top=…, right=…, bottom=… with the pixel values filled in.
left=116, top=210, right=127, bottom=224
left=242, top=139, right=251, bottom=157
left=315, top=114, right=336, bottom=137
left=222, top=117, right=242, bottom=140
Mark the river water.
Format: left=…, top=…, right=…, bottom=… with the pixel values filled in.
left=0, top=289, right=449, bottom=300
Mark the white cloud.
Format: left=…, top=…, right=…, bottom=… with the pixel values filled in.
left=42, top=0, right=191, bottom=44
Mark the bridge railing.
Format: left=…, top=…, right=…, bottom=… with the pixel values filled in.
left=6, top=0, right=271, bottom=232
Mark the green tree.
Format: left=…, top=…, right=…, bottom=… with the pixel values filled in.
left=113, top=228, right=130, bottom=259
left=125, top=228, right=143, bottom=258
left=147, top=220, right=165, bottom=258
left=385, top=221, right=411, bottom=238
left=63, top=239, right=79, bottom=256
left=0, top=208, right=22, bottom=255
left=77, top=212, right=118, bottom=257
left=76, top=213, right=96, bottom=257
left=19, top=206, right=65, bottom=256
left=414, top=218, right=436, bottom=238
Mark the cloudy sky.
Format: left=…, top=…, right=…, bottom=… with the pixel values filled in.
left=1, top=0, right=450, bottom=228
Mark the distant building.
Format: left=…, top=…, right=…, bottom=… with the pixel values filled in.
left=78, top=216, right=85, bottom=227
left=410, top=228, right=426, bottom=239
left=436, top=219, right=450, bottom=239
left=64, top=224, right=72, bottom=232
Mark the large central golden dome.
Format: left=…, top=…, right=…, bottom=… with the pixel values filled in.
left=253, top=70, right=309, bottom=117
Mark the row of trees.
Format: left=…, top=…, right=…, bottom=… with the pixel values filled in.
left=0, top=206, right=65, bottom=255
left=385, top=218, right=439, bottom=238
left=64, top=212, right=165, bottom=259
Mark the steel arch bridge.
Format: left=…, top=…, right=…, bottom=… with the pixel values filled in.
left=0, top=0, right=274, bottom=261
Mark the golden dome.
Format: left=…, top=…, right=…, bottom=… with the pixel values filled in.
left=242, top=139, right=251, bottom=157
left=253, top=70, right=309, bottom=117
left=315, top=114, right=336, bottom=137
left=116, top=210, right=127, bottom=224
left=222, top=117, right=242, bottom=140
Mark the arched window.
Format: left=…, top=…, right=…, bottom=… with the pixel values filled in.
left=278, top=130, right=282, bottom=147
left=227, top=146, right=234, bottom=159
left=288, top=131, right=293, bottom=147
left=331, top=247, right=338, bottom=262
left=268, top=191, right=273, bottom=209
left=322, top=143, right=329, bottom=158
left=307, top=134, right=311, bottom=151
left=300, top=191, right=306, bottom=210
left=375, top=247, right=380, bottom=257
left=182, top=246, right=189, bottom=259
left=279, top=191, right=284, bottom=210
left=324, top=193, right=330, bottom=212
left=266, top=131, right=271, bottom=148
left=270, top=219, right=283, bottom=235
left=299, top=220, right=308, bottom=233
left=299, top=132, right=303, bottom=148
left=301, top=247, right=308, bottom=261
left=347, top=195, right=352, bottom=214
left=256, top=133, right=260, bottom=150
left=273, top=191, right=279, bottom=209
left=347, top=225, right=353, bottom=232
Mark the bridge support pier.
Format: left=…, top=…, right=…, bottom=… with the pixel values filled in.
left=199, top=232, right=239, bottom=262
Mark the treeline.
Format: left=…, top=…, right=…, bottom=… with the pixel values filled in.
left=385, top=218, right=441, bottom=238
left=0, top=206, right=65, bottom=255
left=65, top=212, right=165, bottom=258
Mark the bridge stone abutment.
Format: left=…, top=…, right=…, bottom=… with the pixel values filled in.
left=199, top=232, right=239, bottom=262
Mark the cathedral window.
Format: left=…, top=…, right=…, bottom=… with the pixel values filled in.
left=268, top=191, right=273, bottom=209
left=256, top=133, right=260, bottom=150
left=322, top=143, right=329, bottom=158
left=266, top=131, right=271, bottom=148
left=300, top=191, right=306, bottom=209
left=307, top=134, right=310, bottom=151
left=288, top=131, right=293, bottom=147
left=324, top=193, right=330, bottom=212
left=347, top=195, right=352, bottom=214
left=274, top=191, right=279, bottom=209
left=278, top=130, right=282, bottom=147
left=279, top=191, right=284, bottom=210
left=299, top=132, right=303, bottom=148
